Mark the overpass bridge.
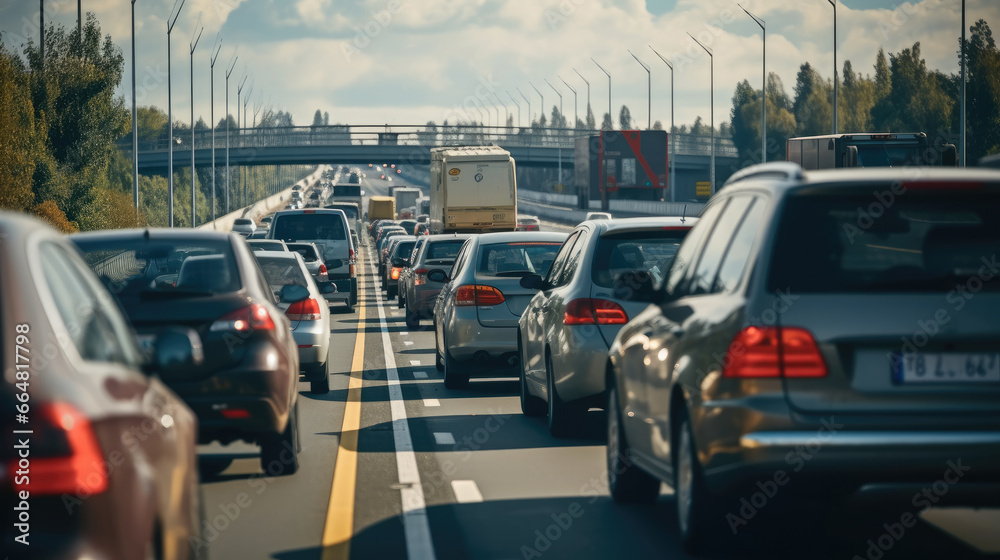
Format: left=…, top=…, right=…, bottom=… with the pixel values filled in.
left=130, top=124, right=739, bottom=175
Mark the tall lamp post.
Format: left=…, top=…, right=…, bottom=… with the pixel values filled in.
left=740, top=4, right=766, bottom=162
left=961, top=0, right=966, bottom=166
left=507, top=90, right=521, bottom=128
left=226, top=58, right=241, bottom=214
left=166, top=0, right=186, bottom=227
left=131, top=0, right=139, bottom=216
left=687, top=33, right=715, bottom=195
left=649, top=46, right=676, bottom=201
left=491, top=92, right=508, bottom=128
left=242, top=80, right=253, bottom=207
left=827, top=0, right=838, bottom=134
left=530, top=82, right=544, bottom=125
left=517, top=87, right=531, bottom=127
left=573, top=68, right=590, bottom=127
left=544, top=78, right=563, bottom=126
left=209, top=34, right=221, bottom=222
left=591, top=58, right=611, bottom=128
left=628, top=49, right=651, bottom=130
left=189, top=18, right=203, bottom=228
left=559, top=75, right=577, bottom=131
left=236, top=71, right=249, bottom=208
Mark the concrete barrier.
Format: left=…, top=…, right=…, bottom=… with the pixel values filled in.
left=198, top=166, right=326, bottom=232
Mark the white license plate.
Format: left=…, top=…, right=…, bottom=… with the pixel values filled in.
left=897, top=353, right=1000, bottom=383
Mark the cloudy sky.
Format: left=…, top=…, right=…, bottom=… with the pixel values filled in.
left=1, top=0, right=997, bottom=129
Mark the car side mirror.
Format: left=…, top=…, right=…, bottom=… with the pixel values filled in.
left=519, top=273, right=546, bottom=291
left=147, top=327, right=204, bottom=379
left=427, top=269, right=449, bottom=283
left=280, top=284, right=310, bottom=303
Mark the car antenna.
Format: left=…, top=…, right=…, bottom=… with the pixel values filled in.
left=144, top=228, right=151, bottom=241
left=680, top=205, right=687, bottom=223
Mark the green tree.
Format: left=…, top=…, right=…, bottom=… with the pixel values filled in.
left=312, top=110, right=323, bottom=126
left=0, top=43, right=38, bottom=212
left=652, top=120, right=663, bottom=130
left=600, top=112, right=613, bottom=130
left=793, top=63, right=831, bottom=135
left=871, top=42, right=954, bottom=135
left=730, top=79, right=758, bottom=157
left=841, top=60, right=876, bottom=131
left=618, top=105, right=632, bottom=129
left=874, top=48, right=891, bottom=101
left=965, top=19, right=1000, bottom=160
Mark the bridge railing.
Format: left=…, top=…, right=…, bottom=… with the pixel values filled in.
left=121, top=125, right=738, bottom=158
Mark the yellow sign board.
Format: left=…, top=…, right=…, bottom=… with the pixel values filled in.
left=696, top=181, right=711, bottom=197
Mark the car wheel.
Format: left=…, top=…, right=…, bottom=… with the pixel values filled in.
left=607, top=384, right=659, bottom=503
left=398, top=290, right=405, bottom=308
left=434, top=321, right=444, bottom=371
left=676, top=410, right=723, bottom=553
left=546, top=353, right=579, bottom=437
left=350, top=280, right=358, bottom=307
left=310, top=361, right=330, bottom=394
left=442, top=334, right=469, bottom=389
left=260, top=402, right=299, bottom=476
left=519, top=334, right=545, bottom=417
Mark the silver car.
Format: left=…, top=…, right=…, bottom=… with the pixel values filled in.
left=431, top=232, right=567, bottom=389
left=253, top=251, right=335, bottom=393
left=247, top=239, right=288, bottom=252
left=232, top=217, right=256, bottom=236
left=518, top=217, right=696, bottom=436
left=401, top=234, right=470, bottom=329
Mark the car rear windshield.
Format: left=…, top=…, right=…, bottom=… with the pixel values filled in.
left=592, top=230, right=688, bottom=288
left=74, top=238, right=241, bottom=299
left=769, top=189, right=1000, bottom=293
left=234, top=218, right=252, bottom=225
left=327, top=205, right=359, bottom=221
left=392, top=241, right=416, bottom=259
left=272, top=213, right=346, bottom=241
left=399, top=220, right=417, bottom=235
left=287, top=244, right=319, bottom=262
left=256, top=256, right=308, bottom=289
left=424, top=240, right=465, bottom=263
left=477, top=242, right=562, bottom=278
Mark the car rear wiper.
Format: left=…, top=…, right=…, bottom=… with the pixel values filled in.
left=493, top=271, right=531, bottom=277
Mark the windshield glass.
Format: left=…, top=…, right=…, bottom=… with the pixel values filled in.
left=272, top=213, right=347, bottom=241
left=592, top=230, right=687, bottom=288
left=476, top=242, right=561, bottom=278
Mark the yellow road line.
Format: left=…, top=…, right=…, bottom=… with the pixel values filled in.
left=321, top=252, right=367, bottom=560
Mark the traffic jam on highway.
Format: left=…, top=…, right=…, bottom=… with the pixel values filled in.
left=4, top=143, right=1000, bottom=560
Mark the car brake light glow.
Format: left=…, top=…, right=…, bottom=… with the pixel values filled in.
left=722, top=327, right=827, bottom=378
left=211, top=304, right=276, bottom=332
left=455, top=285, right=505, bottom=306
left=221, top=409, right=251, bottom=419
left=10, top=403, right=108, bottom=495
left=391, top=267, right=402, bottom=280
left=563, top=298, right=629, bottom=325
left=286, top=297, right=322, bottom=321
left=319, top=263, right=327, bottom=275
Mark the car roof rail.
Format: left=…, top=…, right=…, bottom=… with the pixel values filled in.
left=724, top=161, right=804, bottom=188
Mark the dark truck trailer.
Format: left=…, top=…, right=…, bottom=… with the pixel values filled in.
left=786, top=132, right=958, bottom=169
left=574, top=130, right=670, bottom=211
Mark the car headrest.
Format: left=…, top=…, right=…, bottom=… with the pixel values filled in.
left=176, top=255, right=233, bottom=292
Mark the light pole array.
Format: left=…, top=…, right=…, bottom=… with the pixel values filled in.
left=740, top=4, right=766, bottom=162
left=573, top=68, right=590, bottom=126
left=687, top=33, right=715, bottom=195
left=591, top=58, right=611, bottom=128
left=507, top=90, right=521, bottom=128
left=189, top=18, right=203, bottom=228
left=517, top=87, right=531, bottom=127
left=530, top=82, right=544, bottom=125
left=166, top=0, right=186, bottom=228
left=650, top=45, right=676, bottom=201
left=559, top=75, right=577, bottom=130
left=225, top=52, right=238, bottom=215
left=628, top=49, right=651, bottom=130
left=545, top=78, right=563, bottom=127
left=209, top=34, right=221, bottom=222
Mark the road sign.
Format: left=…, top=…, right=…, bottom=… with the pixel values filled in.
left=696, top=181, right=711, bottom=197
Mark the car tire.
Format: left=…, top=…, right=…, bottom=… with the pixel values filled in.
left=442, top=334, right=469, bottom=389
left=519, top=334, right=545, bottom=417
left=546, top=353, right=579, bottom=438
left=406, top=306, right=421, bottom=330
left=676, top=410, right=723, bottom=553
left=260, top=402, right=299, bottom=476
left=607, top=384, right=660, bottom=503
left=350, top=279, right=358, bottom=307
left=310, top=361, right=330, bottom=394
left=434, top=321, right=444, bottom=371
left=398, top=290, right=405, bottom=309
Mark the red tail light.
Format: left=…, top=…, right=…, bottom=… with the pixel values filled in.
left=563, top=298, right=629, bottom=325
left=349, top=248, right=355, bottom=262
left=414, top=268, right=428, bottom=286
left=319, top=263, right=328, bottom=275
left=9, top=403, right=108, bottom=495
left=455, top=285, right=505, bottom=306
left=221, top=409, right=251, bottom=419
left=286, top=297, right=322, bottom=321
left=722, top=327, right=827, bottom=378
left=210, top=304, right=276, bottom=332
left=391, top=267, right=402, bottom=280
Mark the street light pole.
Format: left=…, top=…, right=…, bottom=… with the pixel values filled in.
left=507, top=90, right=521, bottom=128
left=491, top=92, right=507, bottom=128
left=242, top=80, right=252, bottom=207
left=740, top=4, right=766, bottom=162
left=209, top=35, right=221, bottom=223
left=544, top=78, right=563, bottom=127
left=559, top=75, right=577, bottom=131
left=592, top=58, right=611, bottom=128
left=517, top=87, right=531, bottom=127
left=628, top=49, right=651, bottom=130
left=573, top=68, right=590, bottom=127
left=650, top=45, right=676, bottom=201
left=224, top=53, right=236, bottom=215
left=131, top=0, right=139, bottom=216
left=828, top=0, right=838, bottom=134
left=189, top=19, right=203, bottom=228
left=166, top=0, right=186, bottom=228
left=530, top=82, right=544, bottom=126
left=687, top=33, right=715, bottom=195
left=961, top=0, right=966, bottom=166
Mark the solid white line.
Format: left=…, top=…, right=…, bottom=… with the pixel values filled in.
left=413, top=371, right=428, bottom=379
left=404, top=340, right=414, bottom=346
left=410, top=360, right=421, bottom=366
left=423, top=399, right=440, bottom=407
left=433, top=432, right=456, bottom=445
left=375, top=282, right=437, bottom=559
left=451, top=480, right=484, bottom=503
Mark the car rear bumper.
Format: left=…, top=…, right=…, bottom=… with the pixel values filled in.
left=447, top=312, right=518, bottom=370
left=551, top=326, right=610, bottom=403
left=293, top=320, right=329, bottom=367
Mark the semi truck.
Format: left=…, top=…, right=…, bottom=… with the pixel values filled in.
left=429, top=146, right=517, bottom=234
left=393, top=187, right=422, bottom=219
left=367, top=196, right=395, bottom=221
left=786, top=132, right=958, bottom=169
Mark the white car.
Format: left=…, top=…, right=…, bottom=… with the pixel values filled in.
left=584, top=211, right=612, bottom=221
left=231, top=218, right=256, bottom=236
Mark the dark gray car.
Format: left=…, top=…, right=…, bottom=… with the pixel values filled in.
left=606, top=162, right=1000, bottom=552
left=401, top=234, right=471, bottom=329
